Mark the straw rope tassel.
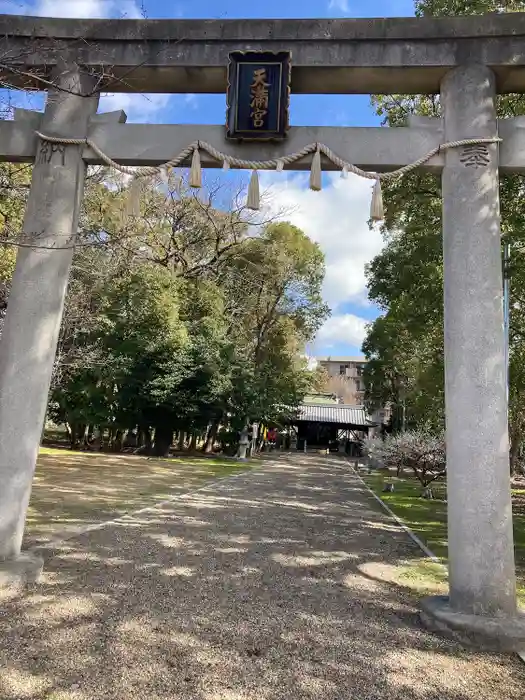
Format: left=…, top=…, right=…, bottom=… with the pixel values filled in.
left=247, top=170, right=260, bottom=211
left=125, top=176, right=142, bottom=219
left=34, top=131, right=502, bottom=224
left=173, top=174, right=183, bottom=195
left=370, top=178, right=384, bottom=222
left=310, top=144, right=322, bottom=192
left=189, top=146, right=202, bottom=188
left=159, top=165, right=169, bottom=186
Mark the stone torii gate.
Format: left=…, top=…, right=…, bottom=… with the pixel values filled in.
left=0, top=13, right=524, bottom=649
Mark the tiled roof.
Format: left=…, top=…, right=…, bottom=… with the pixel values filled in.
left=295, top=404, right=373, bottom=427
left=317, top=356, right=366, bottom=364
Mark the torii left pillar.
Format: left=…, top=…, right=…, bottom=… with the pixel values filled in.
left=0, top=65, right=98, bottom=585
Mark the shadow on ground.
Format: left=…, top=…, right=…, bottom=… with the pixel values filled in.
left=1, top=455, right=523, bottom=699
left=26, top=451, right=250, bottom=546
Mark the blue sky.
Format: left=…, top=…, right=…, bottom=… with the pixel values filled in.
left=2, top=0, right=416, bottom=358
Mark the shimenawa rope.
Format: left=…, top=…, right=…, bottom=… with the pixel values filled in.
left=35, top=130, right=502, bottom=220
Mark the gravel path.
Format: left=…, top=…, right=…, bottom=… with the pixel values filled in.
left=1, top=454, right=524, bottom=699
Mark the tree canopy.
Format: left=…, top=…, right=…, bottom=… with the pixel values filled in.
left=363, top=0, right=525, bottom=470
left=0, top=167, right=329, bottom=454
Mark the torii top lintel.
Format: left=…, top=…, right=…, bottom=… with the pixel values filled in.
left=3, top=13, right=525, bottom=95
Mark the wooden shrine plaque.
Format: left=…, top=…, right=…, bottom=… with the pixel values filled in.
left=226, top=50, right=291, bottom=141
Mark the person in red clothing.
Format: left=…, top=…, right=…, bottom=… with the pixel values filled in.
left=266, top=428, right=277, bottom=451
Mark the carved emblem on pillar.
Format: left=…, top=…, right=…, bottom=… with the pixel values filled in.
left=37, top=140, right=66, bottom=166
left=459, top=143, right=490, bottom=168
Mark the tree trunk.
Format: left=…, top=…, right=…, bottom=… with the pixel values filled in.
left=65, top=421, right=74, bottom=449
left=203, top=417, right=221, bottom=453
left=144, top=427, right=152, bottom=454
left=153, top=425, right=173, bottom=457
left=178, top=431, right=186, bottom=452
left=70, top=423, right=77, bottom=450
left=135, top=426, right=153, bottom=455
left=70, top=422, right=86, bottom=450
left=510, top=426, right=521, bottom=475
left=190, top=432, right=198, bottom=450
left=113, top=429, right=124, bottom=453
left=91, top=426, right=103, bottom=451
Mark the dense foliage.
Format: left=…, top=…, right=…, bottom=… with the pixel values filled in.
left=363, top=0, right=525, bottom=472
left=0, top=167, right=329, bottom=454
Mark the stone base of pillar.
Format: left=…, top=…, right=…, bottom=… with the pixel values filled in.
left=0, top=552, right=43, bottom=588
left=421, top=595, right=525, bottom=652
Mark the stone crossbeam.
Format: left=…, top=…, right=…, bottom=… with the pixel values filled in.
left=1, top=14, right=525, bottom=651
left=5, top=113, right=525, bottom=173
left=3, top=14, right=525, bottom=94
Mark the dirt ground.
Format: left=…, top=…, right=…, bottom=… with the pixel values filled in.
left=25, top=449, right=252, bottom=547
left=1, top=454, right=523, bottom=699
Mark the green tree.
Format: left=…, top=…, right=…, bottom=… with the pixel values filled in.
left=218, top=222, right=329, bottom=431
left=45, top=177, right=329, bottom=455
left=363, top=0, right=525, bottom=469
left=0, top=163, right=32, bottom=331
left=49, top=260, right=190, bottom=449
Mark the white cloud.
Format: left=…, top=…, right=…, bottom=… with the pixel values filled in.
left=0, top=0, right=142, bottom=18
left=260, top=171, right=383, bottom=353
left=34, top=0, right=141, bottom=18
left=98, top=92, right=171, bottom=121
left=0, top=0, right=142, bottom=17
left=261, top=172, right=384, bottom=311
left=328, top=0, right=350, bottom=12
left=184, top=94, right=198, bottom=109
left=315, top=313, right=369, bottom=349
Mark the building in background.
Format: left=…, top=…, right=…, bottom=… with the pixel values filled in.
left=292, top=402, right=374, bottom=454
left=317, top=356, right=367, bottom=405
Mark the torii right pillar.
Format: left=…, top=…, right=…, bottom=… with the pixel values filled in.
left=421, top=63, right=525, bottom=650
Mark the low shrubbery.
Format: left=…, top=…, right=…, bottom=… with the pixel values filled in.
left=363, top=431, right=446, bottom=495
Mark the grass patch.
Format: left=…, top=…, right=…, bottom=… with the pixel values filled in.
left=362, top=470, right=525, bottom=603
left=26, top=448, right=255, bottom=547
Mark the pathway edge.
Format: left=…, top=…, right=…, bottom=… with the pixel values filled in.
left=350, top=463, right=443, bottom=565
left=350, top=462, right=525, bottom=662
